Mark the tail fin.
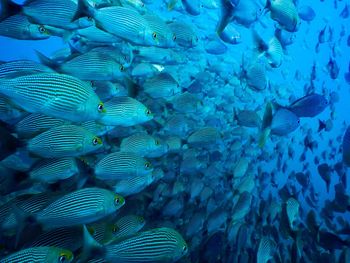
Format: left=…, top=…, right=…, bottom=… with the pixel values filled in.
left=318, top=119, right=326, bottom=132
left=81, top=225, right=105, bottom=261
left=35, top=50, right=60, bottom=70
left=72, top=0, right=95, bottom=22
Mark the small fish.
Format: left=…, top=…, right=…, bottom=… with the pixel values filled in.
left=267, top=0, right=301, bottom=32
left=286, top=197, right=299, bottom=230
left=99, top=97, right=153, bottom=126
left=107, top=215, right=146, bottom=243
left=36, top=188, right=124, bottom=229
left=28, top=125, right=103, bottom=158
left=0, top=73, right=106, bottom=122
left=29, top=158, right=79, bottom=184
left=0, top=246, right=74, bottom=263
left=343, top=126, right=350, bottom=167
left=257, top=237, right=276, bottom=263
left=94, top=152, right=153, bottom=181
left=120, top=133, right=166, bottom=158
left=0, top=14, right=50, bottom=40
left=112, top=172, right=155, bottom=197
left=143, top=73, right=180, bottom=99
left=298, top=5, right=316, bottom=21
left=168, top=21, right=199, bottom=48
left=217, top=21, right=241, bottom=45
left=231, top=191, right=252, bottom=222
left=187, top=127, right=221, bottom=148
left=288, top=93, right=328, bottom=117
left=327, top=57, right=340, bottom=79
left=271, top=108, right=300, bottom=136
left=75, top=0, right=157, bottom=46
left=181, top=0, right=202, bottom=15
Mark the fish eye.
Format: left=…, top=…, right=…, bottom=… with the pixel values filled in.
left=112, top=225, right=119, bottom=234
left=114, top=196, right=123, bottom=206
left=182, top=245, right=188, bottom=253
left=92, top=136, right=102, bottom=145
left=38, top=25, right=46, bottom=34
left=152, top=32, right=157, bottom=39
left=138, top=216, right=145, bottom=223
left=119, top=64, right=124, bottom=71
left=195, top=36, right=199, bottom=42
left=59, top=253, right=68, bottom=263
left=297, top=119, right=300, bottom=124
left=145, top=109, right=152, bottom=116
left=172, top=34, right=176, bottom=41
left=144, top=162, right=152, bottom=169
left=97, top=102, right=104, bottom=112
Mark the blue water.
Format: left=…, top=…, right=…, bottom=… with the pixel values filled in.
left=0, top=0, right=350, bottom=262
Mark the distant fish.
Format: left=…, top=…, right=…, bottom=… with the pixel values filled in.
left=298, top=5, right=316, bottom=21
left=327, top=57, right=340, bottom=79
left=317, top=163, right=332, bottom=192
left=342, top=126, right=350, bottom=167
left=340, top=3, right=349, bottom=18
left=181, top=0, right=202, bottom=15
left=267, top=0, right=301, bottom=32
left=257, top=237, right=276, bottom=263
left=288, top=94, right=328, bottom=117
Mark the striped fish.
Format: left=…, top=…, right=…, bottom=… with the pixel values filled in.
left=77, top=1, right=157, bottom=46
left=120, top=133, right=165, bottom=158
left=95, top=152, right=153, bottom=181
left=257, top=237, right=276, bottom=263
left=0, top=73, right=105, bottom=122
left=271, top=108, right=300, bottom=136
left=88, top=221, right=119, bottom=245
left=28, top=125, right=103, bottom=158
left=0, top=14, right=50, bottom=40
left=286, top=197, right=299, bottom=230
left=0, top=60, right=54, bottom=79
left=266, top=36, right=284, bottom=68
left=56, top=51, right=125, bottom=81
left=104, top=227, right=188, bottom=262
left=268, top=0, right=301, bottom=32
left=15, top=113, right=70, bottom=138
left=143, top=73, right=180, bottom=99
left=0, top=246, right=74, bottom=263
left=245, top=62, right=268, bottom=91
left=168, top=21, right=199, bottom=48
left=143, top=13, right=176, bottom=48
left=26, top=226, right=83, bottom=252
left=108, top=215, right=145, bottom=244
left=99, top=97, right=153, bottom=126
left=19, top=0, right=93, bottom=29
left=29, top=158, right=79, bottom=184
left=81, top=120, right=114, bottom=136
left=187, top=127, right=221, bottom=147
left=73, top=25, right=122, bottom=44
left=36, top=187, right=125, bottom=228
left=112, top=172, right=154, bottom=196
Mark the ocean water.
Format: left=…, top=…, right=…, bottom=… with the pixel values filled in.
left=0, top=0, right=350, bottom=262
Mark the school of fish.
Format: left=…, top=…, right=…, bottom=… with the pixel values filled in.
left=0, top=0, right=349, bottom=262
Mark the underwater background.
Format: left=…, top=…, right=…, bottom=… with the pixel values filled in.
left=0, top=0, right=350, bottom=262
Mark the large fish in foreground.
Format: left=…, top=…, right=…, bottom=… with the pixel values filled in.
left=0, top=73, right=106, bottom=122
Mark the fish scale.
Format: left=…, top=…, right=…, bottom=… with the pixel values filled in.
left=257, top=237, right=275, bottom=263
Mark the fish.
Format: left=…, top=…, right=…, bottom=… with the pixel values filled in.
left=288, top=94, right=328, bottom=117
left=0, top=73, right=106, bottom=122
left=0, top=246, right=74, bottom=263
left=29, top=158, right=79, bottom=184
left=36, top=187, right=124, bottom=229
left=75, top=0, right=157, bottom=46
left=317, top=163, right=331, bottom=192
left=0, top=14, right=50, bottom=40
left=298, top=5, right=316, bottom=21
left=286, top=197, right=299, bottom=231
left=99, top=96, right=153, bottom=126
left=257, top=237, right=276, bottom=263
left=267, top=0, right=301, bottom=32
left=107, top=215, right=146, bottom=243
left=28, top=125, right=103, bottom=158
left=270, top=108, right=300, bottom=136
left=94, top=152, right=153, bottom=181
left=343, top=126, right=350, bottom=167
left=143, top=73, right=180, bottom=99
left=181, top=0, right=202, bottom=15
left=218, top=21, right=241, bottom=45
left=38, top=50, right=125, bottom=81
left=168, top=21, right=199, bottom=48
left=0, top=60, right=54, bottom=78
left=112, top=171, right=155, bottom=197
left=187, top=127, right=221, bottom=147
left=90, top=227, right=188, bottom=262
left=120, top=133, right=166, bottom=158
left=2, top=0, right=94, bottom=29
